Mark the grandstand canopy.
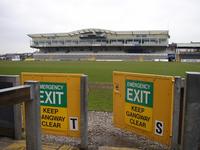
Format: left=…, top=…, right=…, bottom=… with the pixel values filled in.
left=28, top=28, right=170, bottom=53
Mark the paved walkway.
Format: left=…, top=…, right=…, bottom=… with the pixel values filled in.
left=0, top=137, right=78, bottom=150
left=0, top=137, right=140, bottom=150
left=98, top=146, right=139, bottom=150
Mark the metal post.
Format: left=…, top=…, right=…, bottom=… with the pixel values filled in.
left=25, top=81, right=41, bottom=150
left=171, top=77, right=182, bottom=150
left=12, top=76, right=22, bottom=140
left=80, top=75, right=88, bottom=149
left=181, top=72, right=200, bottom=150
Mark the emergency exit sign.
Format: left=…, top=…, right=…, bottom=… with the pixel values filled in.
left=125, top=80, right=154, bottom=131
left=39, top=82, right=68, bottom=130
left=126, top=80, right=153, bottom=107
left=40, top=82, right=67, bottom=107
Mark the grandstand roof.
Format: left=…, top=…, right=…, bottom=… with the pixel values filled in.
left=177, top=42, right=200, bottom=48
left=28, top=28, right=169, bottom=38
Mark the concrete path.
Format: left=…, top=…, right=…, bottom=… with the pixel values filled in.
left=0, top=137, right=140, bottom=150
left=98, top=146, right=139, bottom=150
left=0, top=137, right=78, bottom=150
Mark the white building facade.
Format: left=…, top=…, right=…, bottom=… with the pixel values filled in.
left=28, top=28, right=170, bottom=53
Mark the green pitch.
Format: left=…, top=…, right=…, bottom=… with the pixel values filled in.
left=1, top=61, right=200, bottom=111
left=1, top=61, right=200, bottom=83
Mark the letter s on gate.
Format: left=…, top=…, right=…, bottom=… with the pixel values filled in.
left=155, top=120, right=164, bottom=136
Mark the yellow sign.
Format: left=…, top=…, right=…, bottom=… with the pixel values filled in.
left=125, top=103, right=153, bottom=131
left=21, top=72, right=84, bottom=137
left=113, top=71, right=174, bottom=145
left=41, top=106, right=67, bottom=130
left=124, top=79, right=153, bottom=131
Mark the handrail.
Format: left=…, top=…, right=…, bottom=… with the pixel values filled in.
left=0, top=81, right=41, bottom=150
left=0, top=85, right=30, bottom=105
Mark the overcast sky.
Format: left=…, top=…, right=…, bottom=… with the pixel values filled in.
left=0, top=0, right=200, bottom=54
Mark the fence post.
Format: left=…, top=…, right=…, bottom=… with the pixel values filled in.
left=80, top=75, right=88, bottom=149
left=171, top=77, right=182, bottom=150
left=181, top=72, right=200, bottom=150
left=12, top=76, right=22, bottom=140
left=25, top=81, right=41, bottom=150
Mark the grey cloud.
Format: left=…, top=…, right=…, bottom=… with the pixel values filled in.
left=0, top=0, right=200, bottom=53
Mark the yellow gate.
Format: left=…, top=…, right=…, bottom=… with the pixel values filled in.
left=113, top=71, right=174, bottom=145
left=21, top=72, right=86, bottom=137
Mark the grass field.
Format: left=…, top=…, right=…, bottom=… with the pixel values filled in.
left=1, top=61, right=200, bottom=83
left=1, top=61, right=200, bottom=111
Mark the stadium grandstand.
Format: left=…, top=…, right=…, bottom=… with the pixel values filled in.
left=28, top=28, right=170, bottom=53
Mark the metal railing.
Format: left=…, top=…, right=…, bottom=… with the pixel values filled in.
left=0, top=81, right=41, bottom=150
left=30, top=39, right=168, bottom=47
